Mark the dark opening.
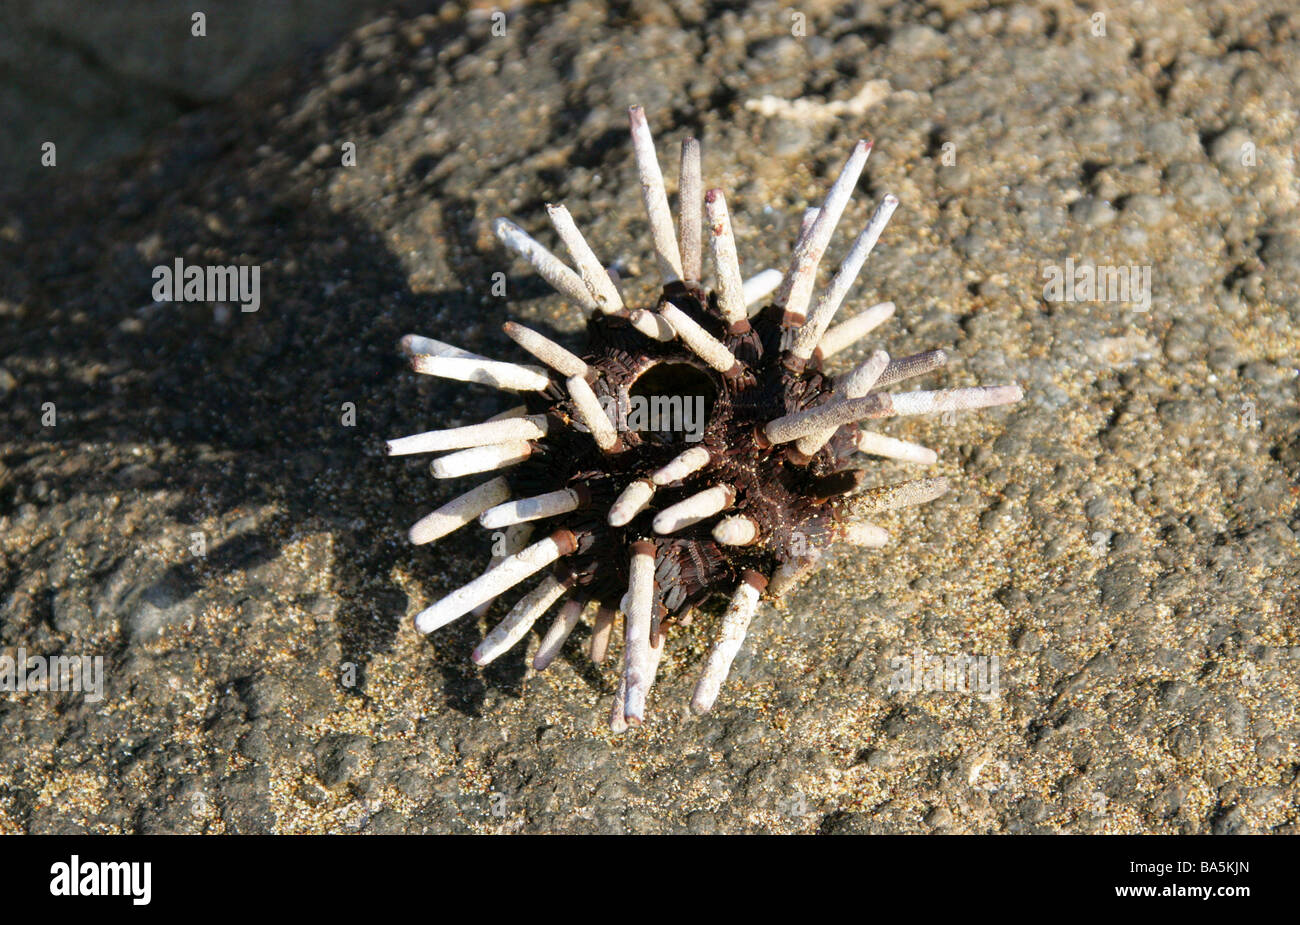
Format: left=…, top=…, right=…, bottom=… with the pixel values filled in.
left=626, top=362, right=718, bottom=445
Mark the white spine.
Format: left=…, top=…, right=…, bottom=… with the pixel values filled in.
left=705, top=189, right=747, bottom=325
left=842, top=522, right=890, bottom=547
left=690, top=580, right=762, bottom=714
left=651, top=446, right=711, bottom=485
left=387, top=414, right=548, bottom=456
left=855, top=431, right=938, bottom=465
left=479, top=487, right=581, bottom=529
left=546, top=204, right=624, bottom=314
left=679, top=137, right=703, bottom=281
left=775, top=140, right=872, bottom=321
left=430, top=441, right=532, bottom=479
left=609, top=479, right=655, bottom=527
left=628, top=105, right=684, bottom=283
left=566, top=375, right=620, bottom=451
left=622, top=546, right=657, bottom=725
left=653, top=484, right=735, bottom=534
left=816, top=301, right=895, bottom=360
left=742, top=268, right=783, bottom=310
left=469, top=523, right=532, bottom=619
left=413, top=533, right=572, bottom=633
left=610, top=630, right=664, bottom=733
left=659, top=303, right=739, bottom=374
left=888, top=385, right=1023, bottom=417
left=712, top=515, right=759, bottom=546
left=589, top=605, right=616, bottom=664
left=765, top=393, right=887, bottom=445
left=848, top=476, right=950, bottom=513
left=400, top=335, right=487, bottom=361
left=533, top=598, right=586, bottom=671
left=502, top=322, right=589, bottom=378
left=875, top=349, right=948, bottom=388
left=794, top=350, right=890, bottom=456
left=472, top=575, right=567, bottom=666
left=411, top=354, right=551, bottom=392
left=790, top=194, right=899, bottom=360
left=408, top=476, right=511, bottom=546
left=628, top=309, right=676, bottom=341
left=493, top=217, right=599, bottom=313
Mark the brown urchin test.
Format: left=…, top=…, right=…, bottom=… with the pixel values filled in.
left=389, top=106, right=1023, bottom=730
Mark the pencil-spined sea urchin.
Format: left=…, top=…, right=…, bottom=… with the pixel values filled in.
left=389, top=106, right=1022, bottom=729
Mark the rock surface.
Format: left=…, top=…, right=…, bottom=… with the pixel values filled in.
left=1, top=1, right=1297, bottom=833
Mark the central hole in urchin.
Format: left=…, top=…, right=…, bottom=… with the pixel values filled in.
left=625, top=362, right=718, bottom=446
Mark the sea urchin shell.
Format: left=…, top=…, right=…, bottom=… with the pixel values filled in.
left=390, top=106, right=1023, bottom=729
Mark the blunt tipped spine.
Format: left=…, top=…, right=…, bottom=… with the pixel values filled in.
left=817, top=301, right=895, bottom=360
left=386, top=414, right=548, bottom=456
left=790, top=194, right=899, bottom=360
left=479, top=486, right=583, bottom=530
left=622, top=542, right=657, bottom=724
left=503, top=322, right=590, bottom=379
left=776, top=140, right=873, bottom=323
left=794, top=349, right=890, bottom=456
left=533, top=598, right=587, bottom=671
left=408, top=476, right=511, bottom=545
left=430, top=441, right=533, bottom=479
left=412, top=530, right=577, bottom=634
left=566, top=375, right=621, bottom=451
left=705, top=189, right=748, bottom=325
left=742, top=268, right=783, bottom=310
left=609, top=479, right=655, bottom=526
left=411, top=354, right=551, bottom=392
left=546, top=204, right=625, bottom=314
left=651, top=446, right=711, bottom=486
left=679, top=137, right=703, bottom=282
left=690, top=573, right=765, bottom=714
left=855, top=431, right=938, bottom=465
left=472, top=575, right=568, bottom=666
left=653, top=484, right=735, bottom=534
left=493, top=217, right=599, bottom=313
left=628, top=105, right=684, bottom=283
left=659, top=302, right=740, bottom=374
left=712, top=515, right=759, bottom=546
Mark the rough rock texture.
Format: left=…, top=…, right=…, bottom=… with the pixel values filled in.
left=1, top=1, right=1297, bottom=833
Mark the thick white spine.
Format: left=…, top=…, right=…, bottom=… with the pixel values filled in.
left=609, top=479, right=655, bottom=526
left=855, top=431, right=938, bottom=464
left=653, top=484, right=735, bottom=534
left=589, top=605, right=616, bottom=664
left=775, top=140, right=873, bottom=322
left=815, top=301, right=895, bottom=360
left=471, top=575, right=567, bottom=666
left=888, top=385, right=1024, bottom=417
left=766, top=394, right=887, bottom=445
left=413, top=531, right=576, bottom=633
left=502, top=322, right=589, bottom=379
left=651, top=446, right=711, bottom=485
left=479, top=487, right=581, bottom=530
left=628, top=105, right=684, bottom=283
left=795, top=350, right=890, bottom=456
left=846, top=476, right=949, bottom=514
left=705, top=188, right=748, bottom=325
left=430, top=441, right=532, bottom=479
left=566, top=375, right=620, bottom=451
left=533, top=598, right=587, bottom=671
left=610, top=630, right=664, bottom=733
left=627, top=309, right=676, bottom=341
left=411, top=355, right=551, bottom=392
left=408, top=476, right=511, bottom=546
left=690, top=576, right=763, bottom=714
left=469, top=523, right=532, bottom=620
left=842, top=522, right=891, bottom=547
left=400, top=334, right=487, bottom=361
left=621, top=542, right=658, bottom=725
left=386, top=414, right=548, bottom=456
left=659, top=302, right=739, bottom=374
left=493, top=217, right=599, bottom=313
left=790, top=194, right=899, bottom=360
left=546, top=204, right=624, bottom=314
left=679, top=137, right=703, bottom=282
left=742, top=268, right=783, bottom=311
left=874, top=349, right=948, bottom=388
left=712, top=515, right=759, bottom=546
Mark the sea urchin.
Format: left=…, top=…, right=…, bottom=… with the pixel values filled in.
left=389, top=106, right=1022, bottom=730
